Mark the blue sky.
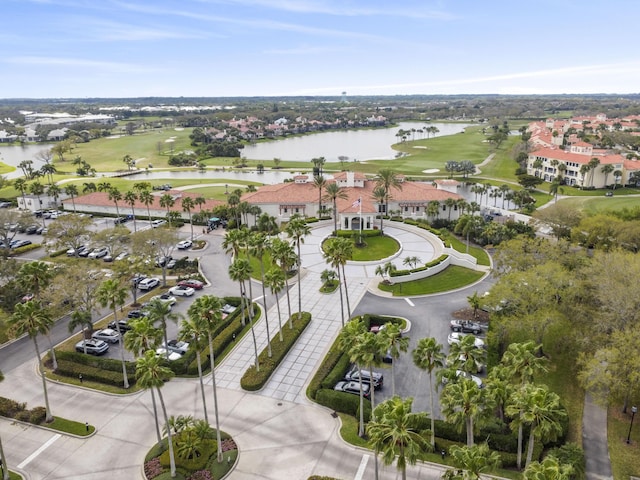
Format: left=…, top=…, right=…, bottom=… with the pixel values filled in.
left=3, top=0, right=640, bottom=98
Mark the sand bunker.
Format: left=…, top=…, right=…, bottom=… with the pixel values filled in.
left=422, top=168, right=439, bottom=174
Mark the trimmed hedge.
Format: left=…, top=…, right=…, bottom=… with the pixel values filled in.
left=240, top=312, right=312, bottom=391
left=389, top=254, right=449, bottom=277
left=0, top=396, right=48, bottom=427
left=335, top=229, right=381, bottom=238
left=11, top=243, right=41, bottom=255
left=316, top=389, right=371, bottom=422
left=54, top=350, right=137, bottom=387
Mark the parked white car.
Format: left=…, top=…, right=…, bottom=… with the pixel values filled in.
left=88, top=246, right=109, bottom=259
left=155, top=348, right=182, bottom=361
left=138, top=277, right=160, bottom=291
left=92, top=328, right=121, bottom=344
left=150, top=293, right=177, bottom=306
left=447, top=332, right=485, bottom=349
left=168, top=285, right=195, bottom=297
left=177, top=240, right=193, bottom=250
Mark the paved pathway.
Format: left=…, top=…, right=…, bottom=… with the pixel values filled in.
left=583, top=393, right=613, bottom=480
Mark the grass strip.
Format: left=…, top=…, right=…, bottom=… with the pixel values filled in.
left=378, top=265, right=485, bottom=296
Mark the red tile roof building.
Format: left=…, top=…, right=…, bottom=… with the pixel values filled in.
left=241, top=171, right=463, bottom=229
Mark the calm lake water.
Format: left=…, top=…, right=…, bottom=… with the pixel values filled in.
left=0, top=143, right=55, bottom=179
left=242, top=122, right=471, bottom=163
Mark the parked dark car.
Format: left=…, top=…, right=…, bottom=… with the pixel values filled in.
left=334, top=380, right=371, bottom=399
left=449, top=319, right=483, bottom=334
left=108, top=319, right=132, bottom=332
left=75, top=339, right=109, bottom=355
left=25, top=225, right=39, bottom=234
left=345, top=367, right=383, bottom=390
left=178, top=279, right=204, bottom=290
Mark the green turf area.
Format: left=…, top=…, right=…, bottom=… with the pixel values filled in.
left=0, top=161, right=16, bottom=175
left=378, top=265, right=485, bottom=296
left=608, top=406, right=640, bottom=479
left=346, top=235, right=400, bottom=261
left=347, top=125, right=492, bottom=176
left=475, top=135, right=523, bottom=182
left=48, top=416, right=95, bottom=436
left=556, top=196, right=640, bottom=215
left=65, top=128, right=195, bottom=172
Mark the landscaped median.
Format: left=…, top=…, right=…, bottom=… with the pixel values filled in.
left=240, top=312, right=311, bottom=391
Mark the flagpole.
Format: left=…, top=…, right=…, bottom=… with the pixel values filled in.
left=358, top=196, right=362, bottom=245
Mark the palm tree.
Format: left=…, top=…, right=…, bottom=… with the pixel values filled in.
left=229, top=258, right=259, bottom=370
left=446, top=442, right=501, bottom=480
left=124, top=317, right=163, bottom=443
left=9, top=301, right=54, bottom=422
left=247, top=232, right=273, bottom=356
left=375, top=169, right=402, bottom=230
left=412, top=337, right=445, bottom=448
left=448, top=334, right=486, bottom=375
left=337, top=319, right=368, bottom=436
left=97, top=181, right=112, bottom=193
left=47, top=183, right=61, bottom=206
left=181, top=196, right=196, bottom=240
left=180, top=315, right=210, bottom=422
left=367, top=396, right=430, bottom=480
left=0, top=369, right=9, bottom=480
left=108, top=187, right=122, bottom=218
left=402, top=256, right=421, bottom=269
left=124, top=190, right=138, bottom=231
left=323, top=237, right=354, bottom=321
left=377, top=323, right=408, bottom=395
left=271, top=237, right=297, bottom=328
left=14, top=178, right=28, bottom=209
left=40, top=163, right=57, bottom=185
left=187, top=295, right=224, bottom=462
left=17, top=261, right=57, bottom=369
left=96, top=279, right=130, bottom=388
left=138, top=189, right=154, bottom=223
left=323, top=182, right=348, bottom=235
left=523, top=454, right=574, bottom=480
left=194, top=196, right=206, bottom=212
left=501, top=342, right=548, bottom=385
left=146, top=298, right=180, bottom=361
left=136, top=351, right=177, bottom=477
left=371, top=185, right=387, bottom=231
left=601, top=163, right=614, bottom=188
left=82, top=182, right=97, bottom=194
left=159, top=193, right=175, bottom=225
left=313, top=174, right=327, bottom=218
left=509, top=384, right=566, bottom=467
left=440, top=377, right=488, bottom=446
left=588, top=157, right=600, bottom=187
left=64, top=184, right=79, bottom=212
left=67, top=309, right=94, bottom=347
left=264, top=267, right=286, bottom=342
left=499, top=185, right=510, bottom=209
left=29, top=181, right=45, bottom=226
left=613, top=169, right=622, bottom=189
left=285, top=214, right=310, bottom=316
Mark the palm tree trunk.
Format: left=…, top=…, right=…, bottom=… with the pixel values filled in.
left=525, top=426, right=536, bottom=467
left=188, top=212, right=194, bottom=240
left=0, top=435, right=9, bottom=480
left=429, top=372, right=435, bottom=448
left=242, top=283, right=260, bottom=372
left=259, top=262, right=272, bottom=357
left=467, top=416, right=473, bottom=447
left=156, top=387, right=176, bottom=477
left=357, top=366, right=365, bottom=437
left=150, top=388, right=161, bottom=443
left=207, top=333, right=223, bottom=463
left=113, top=308, right=130, bottom=388
left=517, top=422, right=523, bottom=469
left=47, top=334, right=58, bottom=370
left=283, top=273, right=293, bottom=329
left=391, top=357, right=396, bottom=396
left=296, top=243, right=302, bottom=315
left=341, top=264, right=352, bottom=319
left=131, top=206, right=137, bottom=232
left=195, top=349, right=209, bottom=424
left=336, top=266, right=345, bottom=327
left=33, top=338, right=53, bottom=422
left=275, top=291, right=284, bottom=341
left=333, top=199, right=338, bottom=235
left=71, top=196, right=76, bottom=213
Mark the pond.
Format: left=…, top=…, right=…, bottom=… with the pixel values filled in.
left=117, top=168, right=316, bottom=185
left=0, top=143, right=55, bottom=179
left=242, top=122, right=471, bottom=163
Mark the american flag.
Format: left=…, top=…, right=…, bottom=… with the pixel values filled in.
left=351, top=198, right=361, bottom=208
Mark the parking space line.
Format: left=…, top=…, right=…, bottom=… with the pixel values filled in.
left=354, top=454, right=370, bottom=480
left=18, top=433, right=61, bottom=469
left=405, top=298, right=415, bottom=307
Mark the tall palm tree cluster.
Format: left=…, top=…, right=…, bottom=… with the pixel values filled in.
left=335, top=315, right=570, bottom=478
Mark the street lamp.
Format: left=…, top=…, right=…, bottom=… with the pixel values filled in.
left=627, top=405, right=637, bottom=444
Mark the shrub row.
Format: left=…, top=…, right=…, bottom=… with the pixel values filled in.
left=55, top=358, right=136, bottom=387
left=316, top=388, right=371, bottom=422
left=389, top=254, right=449, bottom=277
left=335, top=229, right=381, bottom=238
left=11, top=243, right=41, bottom=255
left=240, top=312, right=312, bottom=391
left=0, top=396, right=47, bottom=425
left=49, top=248, right=68, bottom=258
left=307, top=336, right=350, bottom=400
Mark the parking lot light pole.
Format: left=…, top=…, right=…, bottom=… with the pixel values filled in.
left=626, top=406, right=637, bottom=444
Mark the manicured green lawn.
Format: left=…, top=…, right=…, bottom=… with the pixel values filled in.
left=608, top=406, right=640, bottom=479
left=349, top=235, right=400, bottom=261
left=0, top=161, right=16, bottom=175
left=440, top=231, right=491, bottom=266
left=49, top=416, right=95, bottom=436
left=557, top=195, right=640, bottom=215
left=379, top=266, right=485, bottom=296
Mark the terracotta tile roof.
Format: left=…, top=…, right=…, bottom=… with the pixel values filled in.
left=332, top=171, right=368, bottom=181
left=72, top=190, right=223, bottom=211
left=241, top=179, right=462, bottom=214
left=530, top=147, right=625, bottom=165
